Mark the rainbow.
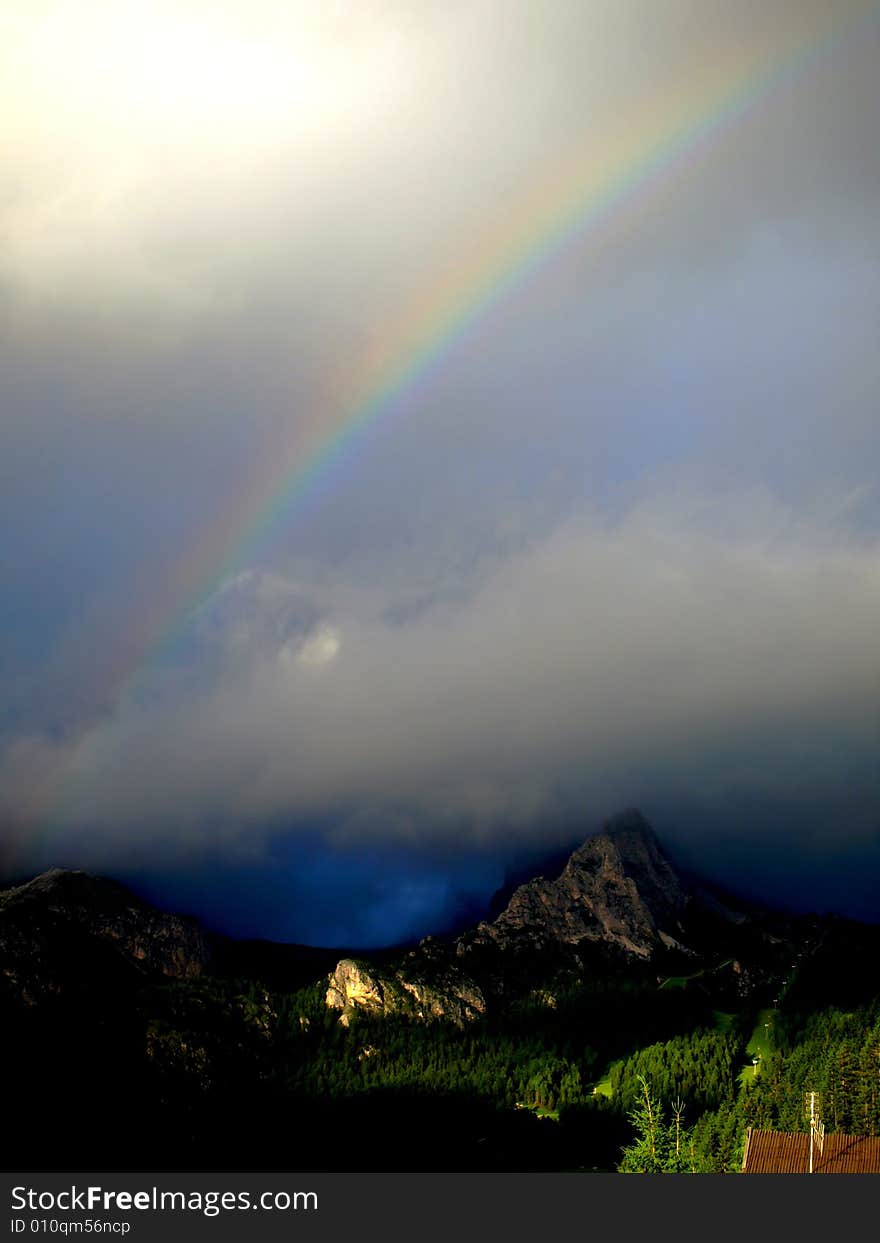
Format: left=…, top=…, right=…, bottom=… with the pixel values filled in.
left=159, top=2, right=877, bottom=635
left=25, top=0, right=878, bottom=844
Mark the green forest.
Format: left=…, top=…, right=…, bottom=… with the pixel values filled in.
left=6, top=905, right=880, bottom=1173
left=159, top=927, right=874, bottom=1174
left=271, top=977, right=880, bottom=1171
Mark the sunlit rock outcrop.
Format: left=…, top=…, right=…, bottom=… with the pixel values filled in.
left=325, top=956, right=486, bottom=1027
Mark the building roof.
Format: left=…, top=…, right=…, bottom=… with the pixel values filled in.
left=742, top=1127, right=880, bottom=1174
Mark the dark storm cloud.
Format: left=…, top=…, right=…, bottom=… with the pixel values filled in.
left=3, top=497, right=878, bottom=849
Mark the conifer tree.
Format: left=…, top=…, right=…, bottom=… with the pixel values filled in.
left=619, top=1075, right=663, bottom=1172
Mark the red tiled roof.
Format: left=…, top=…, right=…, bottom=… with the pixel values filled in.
left=742, top=1127, right=880, bottom=1173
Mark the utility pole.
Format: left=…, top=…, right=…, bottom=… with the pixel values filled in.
left=807, top=1091, right=824, bottom=1174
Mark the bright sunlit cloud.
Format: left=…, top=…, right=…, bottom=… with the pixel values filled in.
left=288, top=625, right=342, bottom=668
left=0, top=1, right=417, bottom=312
left=7, top=1, right=365, bottom=139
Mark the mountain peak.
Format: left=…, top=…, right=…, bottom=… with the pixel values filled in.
left=0, top=867, right=146, bottom=914
left=24, top=866, right=100, bottom=887
left=467, top=811, right=689, bottom=960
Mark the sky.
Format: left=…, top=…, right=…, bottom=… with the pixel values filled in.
left=1, top=0, right=879, bottom=945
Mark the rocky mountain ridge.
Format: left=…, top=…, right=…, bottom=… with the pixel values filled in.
left=3, top=821, right=878, bottom=1175
left=0, top=812, right=762, bottom=1026
left=0, top=866, right=355, bottom=1005
left=0, top=866, right=211, bottom=1004
left=325, top=810, right=714, bottom=1025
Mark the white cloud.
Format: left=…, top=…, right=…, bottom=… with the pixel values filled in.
left=286, top=626, right=342, bottom=668
left=3, top=492, right=878, bottom=866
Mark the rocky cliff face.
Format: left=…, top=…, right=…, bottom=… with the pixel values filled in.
left=0, top=867, right=211, bottom=1004
left=326, top=954, right=486, bottom=1028
left=461, top=810, right=689, bottom=961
